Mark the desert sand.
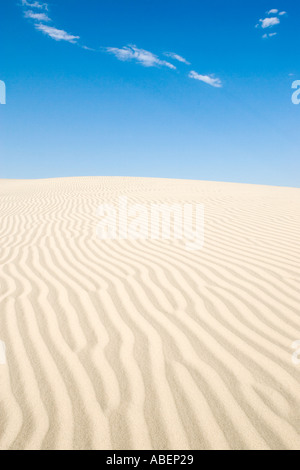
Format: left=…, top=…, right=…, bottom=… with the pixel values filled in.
left=0, top=176, right=300, bottom=450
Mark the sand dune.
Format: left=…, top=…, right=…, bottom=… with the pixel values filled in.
left=0, top=176, right=300, bottom=450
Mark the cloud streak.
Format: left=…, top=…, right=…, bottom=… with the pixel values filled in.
left=21, top=1, right=81, bottom=44
left=106, top=45, right=176, bottom=69
left=35, top=24, right=80, bottom=43
left=19, top=2, right=223, bottom=90
left=263, top=32, right=277, bottom=39
left=189, top=71, right=222, bottom=88
left=21, top=0, right=48, bottom=10
left=24, top=10, right=51, bottom=22
left=164, top=52, right=190, bottom=65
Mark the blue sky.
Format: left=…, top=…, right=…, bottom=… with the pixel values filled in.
left=1, top=0, right=300, bottom=186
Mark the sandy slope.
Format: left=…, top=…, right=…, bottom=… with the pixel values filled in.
left=0, top=176, right=300, bottom=450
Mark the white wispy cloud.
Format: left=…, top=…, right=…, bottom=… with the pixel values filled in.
left=21, top=0, right=48, bottom=10
left=20, top=1, right=88, bottom=48
left=81, top=45, right=95, bottom=51
left=189, top=71, right=222, bottom=88
left=164, top=52, right=190, bottom=65
left=263, top=32, right=277, bottom=39
left=24, top=10, right=51, bottom=22
left=106, top=45, right=176, bottom=69
left=19, top=1, right=205, bottom=82
left=35, top=24, right=80, bottom=43
left=266, top=9, right=287, bottom=17
left=256, top=8, right=287, bottom=38
left=259, top=17, right=280, bottom=28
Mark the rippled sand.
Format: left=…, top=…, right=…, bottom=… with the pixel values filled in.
left=0, top=177, right=300, bottom=450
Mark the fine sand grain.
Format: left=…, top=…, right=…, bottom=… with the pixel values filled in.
left=0, top=176, right=300, bottom=450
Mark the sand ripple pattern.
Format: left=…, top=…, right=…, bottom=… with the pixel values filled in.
left=0, top=177, right=300, bottom=450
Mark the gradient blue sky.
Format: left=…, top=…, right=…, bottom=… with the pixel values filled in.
left=1, top=0, right=300, bottom=186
